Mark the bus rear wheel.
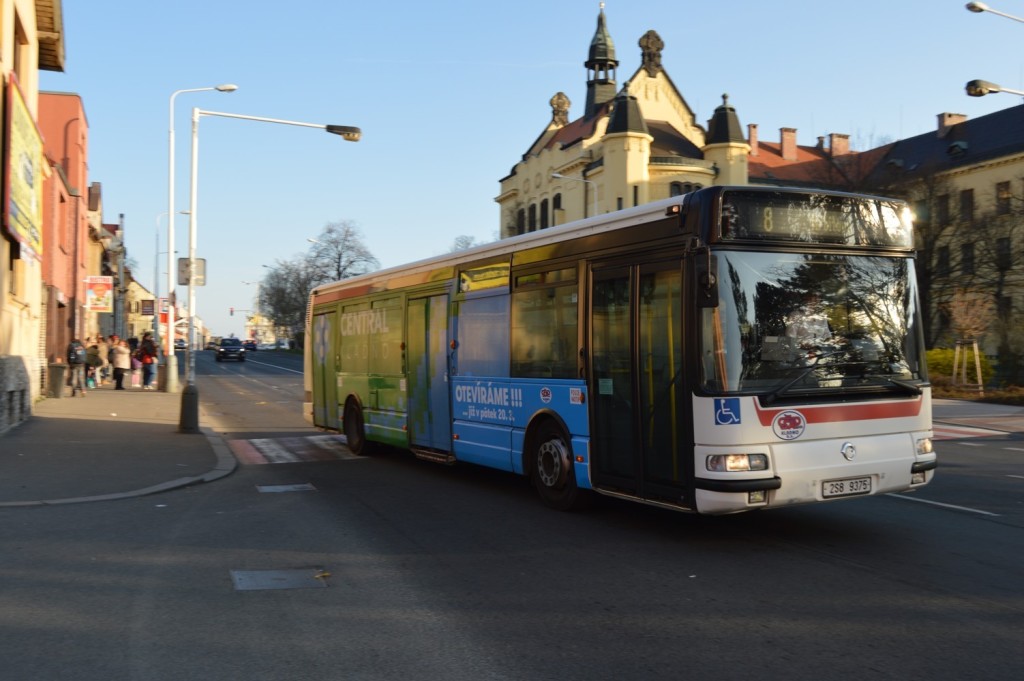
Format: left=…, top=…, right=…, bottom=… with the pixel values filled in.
left=343, top=399, right=372, bottom=456
left=531, top=421, right=588, bottom=511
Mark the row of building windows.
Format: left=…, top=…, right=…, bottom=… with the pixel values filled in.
left=512, top=182, right=705, bottom=237
left=935, top=236, right=1012, bottom=276
left=925, top=181, right=1018, bottom=225
left=514, top=194, right=564, bottom=236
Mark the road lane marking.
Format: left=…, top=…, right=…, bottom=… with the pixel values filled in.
left=887, top=493, right=1000, bottom=516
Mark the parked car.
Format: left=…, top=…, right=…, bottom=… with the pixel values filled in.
left=205, top=341, right=219, bottom=350
left=242, top=340, right=257, bottom=351
left=216, top=337, right=246, bottom=362
left=174, top=338, right=187, bottom=350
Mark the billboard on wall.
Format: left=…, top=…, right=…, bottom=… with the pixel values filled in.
left=84, top=276, right=114, bottom=313
left=3, top=75, right=44, bottom=262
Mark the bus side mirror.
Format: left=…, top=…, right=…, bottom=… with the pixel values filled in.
left=694, top=255, right=718, bottom=308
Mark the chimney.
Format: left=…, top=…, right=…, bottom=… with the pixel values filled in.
left=748, top=123, right=759, bottom=156
left=816, top=136, right=825, bottom=150
left=937, top=112, right=967, bottom=139
left=829, top=133, right=850, bottom=157
left=780, top=127, right=797, bottom=161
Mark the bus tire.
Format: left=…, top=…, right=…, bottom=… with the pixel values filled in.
left=530, top=420, right=589, bottom=511
left=343, top=398, right=373, bottom=456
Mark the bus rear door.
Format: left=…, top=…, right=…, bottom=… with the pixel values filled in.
left=312, top=311, right=340, bottom=430
left=406, top=293, right=452, bottom=452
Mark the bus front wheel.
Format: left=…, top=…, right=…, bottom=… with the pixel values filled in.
left=343, top=399, right=372, bottom=456
left=530, top=421, right=588, bottom=511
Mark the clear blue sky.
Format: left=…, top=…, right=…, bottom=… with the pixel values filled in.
left=40, top=0, right=1024, bottom=338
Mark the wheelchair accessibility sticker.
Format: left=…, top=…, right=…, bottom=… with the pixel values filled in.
left=715, top=398, right=741, bottom=425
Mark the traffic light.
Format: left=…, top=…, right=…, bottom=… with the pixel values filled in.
left=230, top=307, right=234, bottom=316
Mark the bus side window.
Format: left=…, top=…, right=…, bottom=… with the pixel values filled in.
left=511, top=285, right=579, bottom=378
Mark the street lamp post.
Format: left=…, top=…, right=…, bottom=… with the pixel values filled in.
left=167, top=84, right=237, bottom=395
left=551, top=172, right=599, bottom=218
left=179, top=108, right=361, bottom=433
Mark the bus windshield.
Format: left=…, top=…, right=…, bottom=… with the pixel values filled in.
left=700, top=250, right=926, bottom=398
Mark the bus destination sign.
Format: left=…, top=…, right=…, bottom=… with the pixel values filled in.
left=719, top=190, right=913, bottom=248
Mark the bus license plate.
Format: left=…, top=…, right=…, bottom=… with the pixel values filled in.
left=822, top=477, right=872, bottom=498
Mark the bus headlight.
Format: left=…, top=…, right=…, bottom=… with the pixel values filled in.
left=706, top=453, right=768, bottom=472
left=916, top=438, right=934, bottom=455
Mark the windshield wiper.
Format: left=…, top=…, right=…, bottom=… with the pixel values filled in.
left=872, top=375, right=922, bottom=395
left=760, top=351, right=844, bottom=405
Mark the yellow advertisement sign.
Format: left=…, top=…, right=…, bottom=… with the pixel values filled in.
left=85, top=276, right=114, bottom=313
left=4, top=77, right=44, bottom=261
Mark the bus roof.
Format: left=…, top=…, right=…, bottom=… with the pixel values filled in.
left=312, top=193, right=687, bottom=299
left=312, top=185, right=909, bottom=299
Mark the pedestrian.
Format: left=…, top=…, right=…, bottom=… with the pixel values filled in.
left=66, top=337, right=87, bottom=396
left=137, top=332, right=159, bottom=390
left=96, top=335, right=111, bottom=385
left=85, top=340, right=103, bottom=389
left=111, top=338, right=132, bottom=390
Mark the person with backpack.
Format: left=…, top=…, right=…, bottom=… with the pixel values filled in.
left=66, top=337, right=88, bottom=396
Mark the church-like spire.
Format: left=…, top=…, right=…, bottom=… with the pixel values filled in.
left=585, top=3, right=618, bottom=119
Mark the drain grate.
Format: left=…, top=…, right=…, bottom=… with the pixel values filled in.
left=230, top=568, right=330, bottom=591
left=256, top=483, right=317, bottom=493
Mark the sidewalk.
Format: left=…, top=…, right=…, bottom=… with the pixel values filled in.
left=932, top=397, right=1024, bottom=434
left=0, top=379, right=235, bottom=507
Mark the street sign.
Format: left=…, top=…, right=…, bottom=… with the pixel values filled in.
left=177, top=257, right=207, bottom=286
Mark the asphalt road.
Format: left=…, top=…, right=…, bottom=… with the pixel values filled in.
left=2, top=354, right=1021, bottom=680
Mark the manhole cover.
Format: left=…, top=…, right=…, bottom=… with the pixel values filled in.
left=230, top=568, right=330, bottom=591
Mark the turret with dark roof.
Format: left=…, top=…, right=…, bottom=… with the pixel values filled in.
left=585, top=3, right=618, bottom=119
left=606, top=83, right=648, bottom=136
left=706, top=94, right=745, bottom=144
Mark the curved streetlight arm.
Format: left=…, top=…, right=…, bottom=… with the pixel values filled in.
left=966, top=1, right=1024, bottom=23
left=551, top=172, right=599, bottom=217
left=966, top=79, right=1024, bottom=97
left=196, top=109, right=362, bottom=141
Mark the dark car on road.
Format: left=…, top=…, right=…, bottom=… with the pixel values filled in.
left=242, top=340, right=257, bottom=351
left=216, top=337, right=246, bottom=362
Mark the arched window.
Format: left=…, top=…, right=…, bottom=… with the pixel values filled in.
left=540, top=199, right=549, bottom=229
left=553, top=193, right=562, bottom=211
left=516, top=209, right=525, bottom=236
left=670, top=182, right=684, bottom=197
left=528, top=204, right=537, bottom=232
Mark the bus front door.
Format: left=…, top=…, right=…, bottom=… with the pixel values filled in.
left=589, top=260, right=689, bottom=505
left=407, top=294, right=452, bottom=451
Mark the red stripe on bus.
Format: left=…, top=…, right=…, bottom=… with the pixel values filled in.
left=753, top=398, right=923, bottom=426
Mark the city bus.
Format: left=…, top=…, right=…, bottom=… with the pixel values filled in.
left=304, top=186, right=936, bottom=515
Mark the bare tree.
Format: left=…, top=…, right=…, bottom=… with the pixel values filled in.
left=260, top=220, right=380, bottom=346
left=945, top=288, right=995, bottom=340
left=307, top=220, right=379, bottom=283
left=450, top=235, right=477, bottom=252
left=260, top=257, right=321, bottom=339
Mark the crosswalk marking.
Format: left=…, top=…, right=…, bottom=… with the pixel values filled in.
left=227, top=434, right=361, bottom=465
left=932, top=423, right=1006, bottom=440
